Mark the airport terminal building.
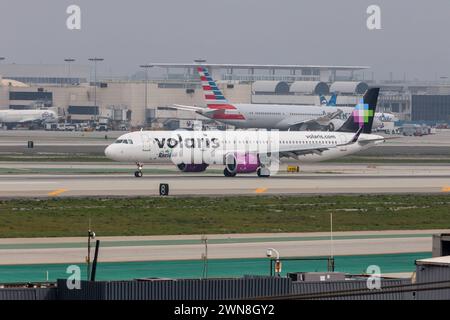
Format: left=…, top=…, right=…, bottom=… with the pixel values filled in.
left=0, top=63, right=449, bottom=129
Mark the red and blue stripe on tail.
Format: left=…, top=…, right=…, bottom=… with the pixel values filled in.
left=197, top=67, right=236, bottom=110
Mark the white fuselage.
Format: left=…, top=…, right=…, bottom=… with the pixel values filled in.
left=105, top=130, right=384, bottom=165
left=0, top=109, right=57, bottom=124
left=209, top=103, right=386, bottom=130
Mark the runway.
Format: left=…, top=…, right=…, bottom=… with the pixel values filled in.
left=0, top=167, right=449, bottom=198
left=0, top=230, right=442, bottom=265
left=1, top=130, right=450, bottom=155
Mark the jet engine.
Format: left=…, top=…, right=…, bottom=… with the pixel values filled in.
left=327, top=119, right=345, bottom=132
left=223, top=153, right=259, bottom=177
left=177, top=163, right=209, bottom=172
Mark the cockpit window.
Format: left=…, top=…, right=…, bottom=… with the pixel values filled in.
left=115, top=139, right=133, bottom=144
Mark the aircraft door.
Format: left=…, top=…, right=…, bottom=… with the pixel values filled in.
left=142, top=134, right=151, bottom=152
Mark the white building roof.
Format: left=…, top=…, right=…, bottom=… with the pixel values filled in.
left=150, top=63, right=370, bottom=71
left=252, top=81, right=290, bottom=94
left=330, top=81, right=369, bottom=94
left=416, top=256, right=450, bottom=267
left=290, top=81, right=329, bottom=94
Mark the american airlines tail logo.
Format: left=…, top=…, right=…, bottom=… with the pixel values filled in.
left=352, top=99, right=373, bottom=126
left=197, top=66, right=242, bottom=119
left=197, top=67, right=227, bottom=102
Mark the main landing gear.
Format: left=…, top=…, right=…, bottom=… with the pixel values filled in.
left=222, top=167, right=271, bottom=178
left=134, top=162, right=143, bottom=178
left=257, top=167, right=271, bottom=178
left=223, top=168, right=237, bottom=177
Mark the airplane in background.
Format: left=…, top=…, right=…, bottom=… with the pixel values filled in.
left=320, top=92, right=398, bottom=128
left=105, top=88, right=386, bottom=178
left=173, top=67, right=381, bottom=132
left=320, top=93, right=337, bottom=106
left=0, top=108, right=58, bottom=130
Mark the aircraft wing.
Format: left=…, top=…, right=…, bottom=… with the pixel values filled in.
left=171, top=104, right=205, bottom=112
left=357, top=135, right=400, bottom=146
left=212, top=128, right=364, bottom=160
left=170, top=104, right=218, bottom=119
left=285, top=109, right=344, bottom=128
left=279, top=127, right=363, bottom=158
left=207, top=142, right=331, bottom=160
left=18, top=117, right=40, bottom=123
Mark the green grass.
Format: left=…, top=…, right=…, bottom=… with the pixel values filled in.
left=0, top=194, right=449, bottom=238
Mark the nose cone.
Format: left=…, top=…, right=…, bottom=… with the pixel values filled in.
left=104, top=145, right=113, bottom=159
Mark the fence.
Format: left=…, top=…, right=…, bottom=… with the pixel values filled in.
left=56, top=277, right=292, bottom=300
left=0, top=276, right=448, bottom=300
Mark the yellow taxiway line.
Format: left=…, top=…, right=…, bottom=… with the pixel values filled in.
left=48, top=189, right=68, bottom=197
left=255, top=188, right=268, bottom=194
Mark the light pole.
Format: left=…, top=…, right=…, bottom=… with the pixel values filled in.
left=140, top=64, right=153, bottom=127
left=201, top=235, right=208, bottom=279
left=64, top=58, right=75, bottom=86
left=89, top=57, right=104, bottom=119
left=86, top=229, right=96, bottom=281
left=266, top=248, right=281, bottom=277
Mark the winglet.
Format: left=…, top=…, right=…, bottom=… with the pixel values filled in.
left=337, top=126, right=364, bottom=147
left=350, top=125, right=364, bottom=144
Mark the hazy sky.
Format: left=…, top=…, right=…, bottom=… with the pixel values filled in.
left=1, top=0, right=449, bottom=80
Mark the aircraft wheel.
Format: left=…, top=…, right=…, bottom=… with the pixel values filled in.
left=223, top=168, right=236, bottom=177
left=134, top=171, right=143, bottom=178
left=257, top=168, right=271, bottom=178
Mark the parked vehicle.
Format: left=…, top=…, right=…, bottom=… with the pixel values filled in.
left=56, top=123, right=76, bottom=131
left=95, top=124, right=109, bottom=131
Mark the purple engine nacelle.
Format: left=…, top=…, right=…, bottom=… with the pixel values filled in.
left=226, top=153, right=260, bottom=174
left=177, top=163, right=209, bottom=172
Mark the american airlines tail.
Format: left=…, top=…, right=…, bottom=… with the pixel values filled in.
left=337, top=88, right=380, bottom=134
left=197, top=66, right=233, bottom=110
left=197, top=66, right=246, bottom=120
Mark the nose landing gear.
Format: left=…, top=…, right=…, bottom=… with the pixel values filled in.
left=134, top=163, right=143, bottom=178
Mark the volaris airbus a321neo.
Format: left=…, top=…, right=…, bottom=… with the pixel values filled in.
left=105, top=88, right=386, bottom=178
